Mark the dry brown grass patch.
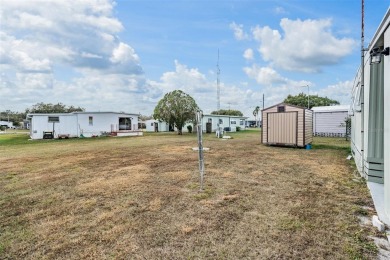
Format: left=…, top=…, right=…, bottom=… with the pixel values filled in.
left=0, top=134, right=379, bottom=259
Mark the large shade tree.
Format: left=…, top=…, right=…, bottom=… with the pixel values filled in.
left=284, top=93, right=339, bottom=109
left=153, top=90, right=199, bottom=135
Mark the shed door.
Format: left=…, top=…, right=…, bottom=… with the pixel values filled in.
left=268, top=112, right=297, bottom=145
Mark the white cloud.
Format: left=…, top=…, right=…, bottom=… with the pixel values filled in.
left=0, top=0, right=147, bottom=113
left=252, top=18, right=357, bottom=72
left=229, top=22, right=250, bottom=40
left=110, top=42, right=139, bottom=64
left=243, top=65, right=312, bottom=106
left=243, top=48, right=254, bottom=60
left=0, top=0, right=140, bottom=74
left=317, top=80, right=352, bottom=105
left=274, top=6, right=288, bottom=15
left=148, top=61, right=268, bottom=116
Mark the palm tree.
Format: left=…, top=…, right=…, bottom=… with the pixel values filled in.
left=253, top=106, right=260, bottom=127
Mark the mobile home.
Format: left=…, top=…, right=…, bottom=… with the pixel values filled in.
left=27, top=112, right=141, bottom=139
left=350, top=9, right=389, bottom=225
left=312, top=105, right=349, bottom=137
left=202, top=114, right=247, bottom=133
left=145, top=120, right=171, bottom=132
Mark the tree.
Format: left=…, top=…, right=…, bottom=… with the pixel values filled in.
left=283, top=93, right=339, bottom=109
left=26, top=102, right=85, bottom=114
left=139, top=114, right=153, bottom=121
left=210, top=109, right=243, bottom=116
left=253, top=106, right=260, bottom=127
left=153, top=90, right=199, bottom=135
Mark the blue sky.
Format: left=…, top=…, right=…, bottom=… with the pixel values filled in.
left=1, top=0, right=389, bottom=118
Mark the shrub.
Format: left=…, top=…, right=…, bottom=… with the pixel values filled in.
left=236, top=126, right=241, bottom=132
left=187, top=125, right=193, bottom=133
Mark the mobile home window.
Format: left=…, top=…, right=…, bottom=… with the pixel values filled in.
left=219, top=119, right=223, bottom=124
left=48, top=116, right=59, bottom=123
left=277, top=106, right=285, bottom=112
left=119, top=117, right=132, bottom=130
left=231, top=121, right=236, bottom=124
left=240, top=120, right=244, bottom=125
left=353, top=82, right=362, bottom=112
left=89, top=116, right=93, bottom=126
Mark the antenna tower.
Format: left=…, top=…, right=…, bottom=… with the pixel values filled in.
left=217, top=49, right=220, bottom=111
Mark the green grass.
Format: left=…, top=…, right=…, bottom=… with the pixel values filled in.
left=0, top=133, right=30, bottom=145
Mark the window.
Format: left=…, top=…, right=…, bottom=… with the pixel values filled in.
left=353, top=82, right=362, bottom=112
left=151, top=123, right=154, bottom=126
left=231, top=121, right=236, bottom=124
left=240, top=120, right=244, bottom=126
left=219, top=119, right=223, bottom=124
left=48, top=116, right=59, bottom=123
left=277, top=106, right=285, bottom=112
left=119, top=117, right=132, bottom=130
left=89, top=116, right=93, bottom=126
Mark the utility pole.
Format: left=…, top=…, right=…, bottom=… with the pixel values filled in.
left=216, top=49, right=220, bottom=112
left=262, top=93, right=264, bottom=110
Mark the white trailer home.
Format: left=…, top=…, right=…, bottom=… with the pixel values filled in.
left=202, top=114, right=247, bottom=133
left=145, top=120, right=171, bottom=132
left=27, top=112, right=142, bottom=139
left=312, top=105, right=349, bottom=137
left=350, top=9, right=389, bottom=226
left=0, top=121, right=14, bottom=128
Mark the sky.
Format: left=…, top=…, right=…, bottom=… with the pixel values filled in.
left=1, top=0, right=389, bottom=118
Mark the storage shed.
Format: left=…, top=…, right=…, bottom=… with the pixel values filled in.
left=262, top=103, right=313, bottom=147
left=312, top=105, right=349, bottom=137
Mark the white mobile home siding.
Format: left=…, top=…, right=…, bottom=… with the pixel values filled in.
left=145, top=120, right=170, bottom=132
left=384, top=20, right=390, bottom=224
left=350, top=9, right=389, bottom=225
left=30, top=114, right=78, bottom=139
left=312, top=106, right=349, bottom=137
left=28, top=112, right=140, bottom=139
left=202, top=115, right=246, bottom=132
left=76, top=113, right=138, bottom=137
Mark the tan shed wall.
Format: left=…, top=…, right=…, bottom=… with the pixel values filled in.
left=305, top=109, right=313, bottom=145
left=267, top=112, right=297, bottom=145
left=262, top=104, right=311, bottom=147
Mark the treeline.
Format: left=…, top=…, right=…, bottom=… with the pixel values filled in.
left=1, top=102, right=85, bottom=126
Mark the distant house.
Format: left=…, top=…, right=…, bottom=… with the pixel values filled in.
left=0, top=121, right=14, bottom=128
left=262, top=103, right=312, bottom=148
left=202, top=114, right=247, bottom=133
left=27, top=112, right=142, bottom=139
left=145, top=114, right=247, bottom=133
left=312, top=105, right=349, bottom=137
left=350, top=9, right=389, bottom=226
left=145, top=120, right=171, bottom=132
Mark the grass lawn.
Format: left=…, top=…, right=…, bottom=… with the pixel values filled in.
left=0, top=130, right=381, bottom=259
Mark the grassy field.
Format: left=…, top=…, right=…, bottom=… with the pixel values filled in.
left=0, top=130, right=381, bottom=259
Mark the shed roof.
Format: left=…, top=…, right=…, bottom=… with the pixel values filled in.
left=262, top=102, right=306, bottom=112
left=311, top=105, right=349, bottom=113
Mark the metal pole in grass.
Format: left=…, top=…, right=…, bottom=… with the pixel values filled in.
left=196, top=110, right=205, bottom=191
